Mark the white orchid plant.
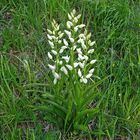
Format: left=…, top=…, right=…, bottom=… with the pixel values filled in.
left=47, top=9, right=96, bottom=85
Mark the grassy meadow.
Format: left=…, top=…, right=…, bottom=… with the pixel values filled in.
left=0, top=0, right=140, bottom=139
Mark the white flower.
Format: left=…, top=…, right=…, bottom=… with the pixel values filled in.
left=87, top=33, right=91, bottom=39
left=89, top=41, right=95, bottom=46
left=72, top=9, right=76, bottom=15
left=67, top=21, right=73, bottom=29
left=77, top=38, right=84, bottom=44
left=56, top=25, right=60, bottom=31
left=86, top=73, right=92, bottom=79
left=66, top=64, right=73, bottom=70
left=51, top=50, right=57, bottom=55
left=74, top=26, right=78, bottom=32
left=80, top=77, right=87, bottom=84
left=88, top=49, right=94, bottom=54
left=64, top=30, right=71, bottom=37
left=59, top=46, right=67, bottom=53
left=74, top=17, right=78, bottom=23
left=69, top=37, right=74, bottom=43
left=47, top=29, right=53, bottom=34
left=76, top=48, right=82, bottom=54
left=78, top=24, right=85, bottom=28
left=60, top=66, right=68, bottom=75
left=47, top=34, right=53, bottom=40
left=63, top=39, right=68, bottom=46
left=78, top=54, right=85, bottom=60
left=48, top=41, right=54, bottom=48
left=79, top=34, right=86, bottom=39
left=89, top=68, right=95, bottom=74
left=59, top=33, right=64, bottom=38
left=90, top=60, right=96, bottom=64
left=62, top=55, right=70, bottom=63
left=76, top=14, right=81, bottom=19
left=58, top=40, right=62, bottom=44
left=81, top=42, right=86, bottom=49
left=48, top=64, right=55, bottom=71
left=78, top=69, right=82, bottom=77
left=72, top=45, right=77, bottom=50
left=48, top=52, right=53, bottom=59
left=59, top=61, right=63, bottom=65
left=84, top=55, right=89, bottom=61
left=78, top=62, right=84, bottom=69
left=78, top=54, right=84, bottom=60
left=53, top=78, right=57, bottom=85
left=74, top=62, right=79, bottom=68
left=53, top=72, right=60, bottom=79
left=82, top=78, right=87, bottom=84
left=68, top=13, right=72, bottom=20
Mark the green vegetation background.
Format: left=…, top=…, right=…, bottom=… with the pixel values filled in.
left=0, top=0, right=140, bottom=139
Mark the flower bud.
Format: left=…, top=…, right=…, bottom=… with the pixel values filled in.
left=89, top=68, right=95, bottom=74
left=48, top=64, right=55, bottom=71
left=78, top=69, right=82, bottom=77
left=48, top=52, right=53, bottom=59
left=66, top=64, right=73, bottom=70
left=51, top=50, right=57, bottom=55
left=90, top=60, right=96, bottom=64
left=63, top=39, right=68, bottom=46
left=60, top=66, right=68, bottom=75
left=88, top=49, right=94, bottom=54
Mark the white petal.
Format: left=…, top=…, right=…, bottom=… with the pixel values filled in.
left=79, top=34, right=86, bottom=39
left=74, top=26, right=78, bottom=32
left=72, top=9, right=76, bottom=15
left=81, top=43, right=86, bottom=49
left=68, top=13, right=72, bottom=20
left=72, top=45, right=77, bottom=50
left=89, top=68, right=95, bottom=74
left=60, top=66, right=68, bottom=75
left=53, top=72, right=60, bottom=79
left=78, top=54, right=84, bottom=60
left=89, top=41, right=95, bottom=46
left=88, top=49, right=94, bottom=54
left=66, top=21, right=73, bottom=29
left=76, top=14, right=81, bottom=19
left=59, top=48, right=64, bottom=54
left=64, top=30, right=71, bottom=37
left=51, top=50, right=57, bottom=55
left=53, top=78, right=57, bottom=85
left=66, top=64, right=73, bottom=70
left=48, top=41, right=54, bottom=48
left=78, top=24, right=85, bottom=28
left=62, top=55, right=70, bottom=63
left=76, top=48, right=82, bottom=54
left=59, top=61, right=63, bottom=65
left=74, top=17, right=78, bottom=23
left=74, top=62, right=79, bottom=68
left=59, top=33, right=64, bottom=38
left=69, top=37, right=74, bottom=43
left=78, top=62, right=84, bottom=69
left=90, top=60, right=96, bottom=64
left=63, top=39, right=68, bottom=46
left=47, top=29, right=53, bottom=34
left=86, top=73, right=92, bottom=79
left=48, top=52, right=53, bottom=59
left=48, top=64, right=55, bottom=71
left=78, top=69, right=82, bottom=77
left=87, top=33, right=91, bottom=39
left=84, top=55, right=89, bottom=61
left=47, top=34, right=52, bottom=40
left=83, top=78, right=87, bottom=84
left=58, top=40, right=62, bottom=44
